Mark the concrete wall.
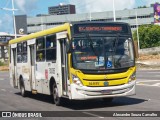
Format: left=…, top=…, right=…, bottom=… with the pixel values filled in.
left=15, top=15, right=28, bottom=35
left=27, top=7, right=154, bottom=33
left=139, top=46, right=160, bottom=54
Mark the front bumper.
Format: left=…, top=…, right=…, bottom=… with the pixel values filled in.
left=70, top=81, right=136, bottom=100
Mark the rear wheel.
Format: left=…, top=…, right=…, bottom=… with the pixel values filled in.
left=53, top=83, right=63, bottom=106
left=20, top=78, right=27, bottom=97
left=102, top=98, right=114, bottom=103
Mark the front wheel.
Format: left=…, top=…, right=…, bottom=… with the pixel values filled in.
left=53, top=83, right=63, bottom=106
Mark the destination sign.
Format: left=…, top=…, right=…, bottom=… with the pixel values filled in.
left=79, top=26, right=122, bottom=32
left=73, top=23, right=129, bottom=34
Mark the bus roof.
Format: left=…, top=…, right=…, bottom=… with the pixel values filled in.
left=9, top=21, right=131, bottom=45
left=70, top=21, right=130, bottom=26
left=9, top=23, right=70, bottom=45
left=70, top=21, right=131, bottom=35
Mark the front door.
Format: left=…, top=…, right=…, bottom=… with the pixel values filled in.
left=60, top=39, right=68, bottom=95
left=12, top=48, right=18, bottom=87
left=29, top=45, right=36, bottom=90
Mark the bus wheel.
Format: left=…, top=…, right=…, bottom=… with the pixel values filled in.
left=20, top=79, right=27, bottom=97
left=53, top=83, right=62, bottom=106
left=102, top=98, right=114, bottom=103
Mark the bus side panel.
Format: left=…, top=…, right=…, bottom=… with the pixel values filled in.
left=9, top=46, right=14, bottom=87
left=41, top=38, right=61, bottom=95
left=43, top=62, right=57, bottom=95
left=27, top=42, right=36, bottom=91
left=55, top=32, right=71, bottom=97
left=16, top=63, right=21, bottom=88
left=55, top=37, right=63, bottom=97
left=17, top=63, right=31, bottom=91
left=35, top=62, right=46, bottom=93
left=10, top=45, right=18, bottom=88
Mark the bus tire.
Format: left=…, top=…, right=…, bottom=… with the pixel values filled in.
left=53, top=83, right=62, bottom=106
left=20, top=78, right=27, bottom=97
left=102, top=97, right=114, bottom=103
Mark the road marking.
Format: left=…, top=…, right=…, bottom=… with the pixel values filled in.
left=136, top=80, right=160, bottom=83
left=137, top=84, right=160, bottom=87
left=136, top=80, right=160, bottom=87
left=83, top=112, right=104, bottom=118
left=145, top=72, right=160, bottom=74
left=152, top=83, right=160, bottom=86
left=1, top=89, right=6, bottom=91
left=137, top=81, right=160, bottom=87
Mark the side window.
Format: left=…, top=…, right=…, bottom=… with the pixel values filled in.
left=36, top=37, right=45, bottom=61
left=22, top=42, right=27, bottom=63
left=17, top=42, right=28, bottom=63
left=46, top=35, right=56, bottom=61
left=17, top=43, right=22, bottom=63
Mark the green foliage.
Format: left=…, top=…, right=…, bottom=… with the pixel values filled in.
left=138, top=5, right=147, bottom=8
left=0, top=61, right=5, bottom=66
left=133, top=25, right=160, bottom=49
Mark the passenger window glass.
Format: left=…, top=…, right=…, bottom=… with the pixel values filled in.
left=22, top=42, right=27, bottom=63
left=17, top=43, right=22, bottom=53
left=17, top=43, right=22, bottom=63
left=36, top=37, right=45, bottom=50
left=36, top=50, right=45, bottom=61
left=46, top=35, right=56, bottom=61
left=23, top=42, right=27, bottom=52
left=23, top=53, right=27, bottom=63
left=36, top=37, right=45, bottom=62
left=46, top=35, right=56, bottom=48
left=17, top=54, right=22, bottom=63
left=46, top=49, right=56, bottom=61
left=17, top=42, right=28, bottom=63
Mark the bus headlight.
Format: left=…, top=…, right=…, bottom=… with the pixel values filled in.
left=129, top=72, right=136, bottom=82
left=72, top=74, right=83, bottom=87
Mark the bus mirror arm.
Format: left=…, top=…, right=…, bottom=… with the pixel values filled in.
left=67, top=41, right=72, bottom=53
left=66, top=38, right=73, bottom=53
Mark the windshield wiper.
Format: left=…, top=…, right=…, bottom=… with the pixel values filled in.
left=112, top=34, right=119, bottom=68
left=113, top=34, right=119, bottom=55
left=104, top=35, right=119, bottom=69
left=86, top=34, right=100, bottom=62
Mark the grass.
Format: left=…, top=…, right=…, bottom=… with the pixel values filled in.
left=0, top=61, right=9, bottom=71
left=0, top=61, right=5, bottom=66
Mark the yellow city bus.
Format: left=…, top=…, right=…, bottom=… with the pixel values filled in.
left=9, top=22, right=136, bottom=106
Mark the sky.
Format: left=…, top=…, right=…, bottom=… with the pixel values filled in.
left=0, top=0, right=158, bottom=34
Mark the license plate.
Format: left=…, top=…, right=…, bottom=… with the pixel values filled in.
left=101, top=90, right=112, bottom=94
left=88, top=82, right=100, bottom=86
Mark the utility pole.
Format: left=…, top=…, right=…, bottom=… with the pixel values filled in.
left=12, top=0, right=17, bottom=38
left=112, top=0, right=116, bottom=21
left=0, top=0, right=18, bottom=38
left=89, top=11, right=92, bottom=21
left=135, top=9, right=140, bottom=50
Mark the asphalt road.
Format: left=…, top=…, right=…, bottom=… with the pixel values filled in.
left=0, top=70, right=160, bottom=120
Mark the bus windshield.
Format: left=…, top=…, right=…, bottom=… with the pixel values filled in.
left=71, top=36, right=134, bottom=71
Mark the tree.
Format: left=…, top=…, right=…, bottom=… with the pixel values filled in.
left=138, top=5, right=147, bottom=8
left=133, top=25, right=160, bottom=49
